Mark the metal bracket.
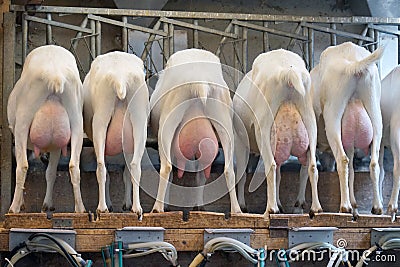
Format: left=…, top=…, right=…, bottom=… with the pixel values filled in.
left=371, top=228, right=400, bottom=246
left=289, top=227, right=337, bottom=248
left=9, top=228, right=76, bottom=251
left=115, top=227, right=165, bottom=248
left=52, top=218, right=73, bottom=228
left=204, top=228, right=254, bottom=247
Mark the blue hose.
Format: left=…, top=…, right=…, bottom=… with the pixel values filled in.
left=258, top=248, right=266, bottom=267
left=118, top=241, right=123, bottom=267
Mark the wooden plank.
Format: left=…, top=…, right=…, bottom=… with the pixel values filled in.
left=1, top=11, right=15, bottom=218
left=270, top=213, right=397, bottom=228
left=4, top=213, right=52, bottom=228
left=75, top=229, right=114, bottom=252
left=0, top=228, right=9, bottom=251
left=165, top=229, right=204, bottom=251
left=49, top=212, right=269, bottom=229
left=334, top=228, right=370, bottom=250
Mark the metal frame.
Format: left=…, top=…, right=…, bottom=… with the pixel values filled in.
left=1, top=4, right=400, bottom=216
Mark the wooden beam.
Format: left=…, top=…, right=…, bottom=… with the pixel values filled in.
left=1, top=11, right=15, bottom=218
left=5, top=212, right=269, bottom=229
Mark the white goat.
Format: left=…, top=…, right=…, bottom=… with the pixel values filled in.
left=7, top=45, right=85, bottom=213
left=379, top=65, right=400, bottom=219
left=83, top=51, right=149, bottom=217
left=233, top=49, right=321, bottom=217
left=150, top=48, right=242, bottom=214
left=300, top=42, right=384, bottom=215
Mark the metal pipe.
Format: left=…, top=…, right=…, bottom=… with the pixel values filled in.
left=72, top=16, right=88, bottom=50
left=303, top=25, right=309, bottom=69
left=140, top=20, right=161, bottom=61
left=11, top=5, right=400, bottom=24
left=169, top=23, right=174, bottom=55
left=308, top=27, right=314, bottom=69
left=263, top=21, right=269, bottom=52
left=242, top=27, right=248, bottom=73
left=234, top=24, right=240, bottom=85
left=46, top=13, right=52, bottom=44
left=122, top=16, right=128, bottom=52
left=215, top=22, right=233, bottom=57
left=358, top=24, right=369, bottom=46
left=163, top=22, right=169, bottom=66
left=90, top=19, right=96, bottom=59
left=330, top=23, right=336, bottom=45
left=96, top=20, right=101, bottom=56
left=22, top=12, right=28, bottom=65
left=193, top=19, right=199, bottom=48
left=368, top=27, right=375, bottom=51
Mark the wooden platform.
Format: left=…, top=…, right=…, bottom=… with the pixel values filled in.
left=1, top=212, right=399, bottom=252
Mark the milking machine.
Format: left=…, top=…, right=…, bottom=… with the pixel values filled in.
left=4, top=232, right=92, bottom=267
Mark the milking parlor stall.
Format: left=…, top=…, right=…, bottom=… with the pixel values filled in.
left=1, top=0, right=400, bottom=266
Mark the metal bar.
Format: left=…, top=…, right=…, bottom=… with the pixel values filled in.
left=234, top=24, right=240, bottom=84
left=122, top=16, right=128, bottom=52
left=96, top=20, right=101, bottom=56
left=10, top=5, right=400, bottom=24
left=263, top=21, right=269, bottom=52
left=215, top=22, right=233, bottom=57
left=330, top=23, right=337, bottom=45
left=169, top=23, right=174, bottom=55
left=25, top=14, right=92, bottom=33
left=22, top=13, right=28, bottom=65
left=141, top=20, right=161, bottom=61
left=358, top=24, right=370, bottom=46
left=303, top=25, right=309, bottom=69
left=90, top=19, right=96, bottom=59
left=242, top=27, right=248, bottom=73
left=160, top=17, right=237, bottom=38
left=46, top=13, right=52, bottom=44
left=308, top=27, right=314, bottom=69
left=72, top=16, right=88, bottom=50
left=368, top=27, right=375, bottom=52
left=1, top=12, right=15, bottom=217
left=287, top=22, right=302, bottom=50
left=163, top=22, right=169, bottom=66
left=302, top=22, right=373, bottom=42
left=193, top=19, right=199, bottom=48
left=87, top=14, right=167, bottom=37
left=232, top=20, right=307, bottom=41
left=368, top=24, right=400, bottom=36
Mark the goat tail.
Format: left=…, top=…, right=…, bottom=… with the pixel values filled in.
left=106, top=73, right=127, bottom=100
left=43, top=73, right=65, bottom=94
left=346, top=46, right=385, bottom=76
left=282, top=68, right=306, bottom=97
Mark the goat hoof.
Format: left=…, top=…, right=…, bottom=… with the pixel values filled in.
left=151, top=209, right=163, bottom=213
left=352, top=208, right=359, bottom=221
left=42, top=204, right=55, bottom=212
left=387, top=205, right=398, bottom=216
left=371, top=206, right=383, bottom=215
left=294, top=200, right=306, bottom=209
left=339, top=206, right=352, bottom=214
left=122, top=204, right=132, bottom=211
left=278, top=204, right=285, bottom=213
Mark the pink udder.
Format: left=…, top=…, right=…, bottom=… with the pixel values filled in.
left=30, top=96, right=71, bottom=157
left=341, top=100, right=372, bottom=155
left=173, top=116, right=218, bottom=179
left=271, top=103, right=309, bottom=166
left=105, top=104, right=134, bottom=156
